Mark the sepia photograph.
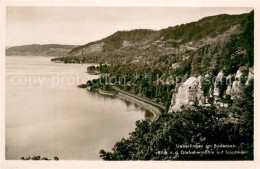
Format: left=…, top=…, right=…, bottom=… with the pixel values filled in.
left=0, top=0, right=259, bottom=169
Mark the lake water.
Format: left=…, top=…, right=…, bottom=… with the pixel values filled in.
left=5, top=56, right=147, bottom=160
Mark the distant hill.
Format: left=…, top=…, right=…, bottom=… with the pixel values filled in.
left=6, top=44, right=77, bottom=57
left=64, top=12, right=250, bottom=68
left=68, top=29, right=155, bottom=55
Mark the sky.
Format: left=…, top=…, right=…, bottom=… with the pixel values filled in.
left=6, top=7, right=253, bottom=47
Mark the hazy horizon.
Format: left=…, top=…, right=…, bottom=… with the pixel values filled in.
left=6, top=7, right=252, bottom=47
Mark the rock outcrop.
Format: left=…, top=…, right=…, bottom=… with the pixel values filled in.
left=169, top=77, right=199, bottom=111
left=168, top=67, right=253, bottom=113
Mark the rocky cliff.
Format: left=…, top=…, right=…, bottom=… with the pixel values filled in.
left=168, top=66, right=254, bottom=113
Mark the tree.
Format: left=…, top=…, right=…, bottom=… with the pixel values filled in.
left=99, top=81, right=254, bottom=160
left=227, top=80, right=254, bottom=159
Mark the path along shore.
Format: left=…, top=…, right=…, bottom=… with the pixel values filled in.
left=93, top=86, right=164, bottom=121
left=112, top=86, right=164, bottom=121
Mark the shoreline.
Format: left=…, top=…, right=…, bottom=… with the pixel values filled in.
left=97, top=88, right=115, bottom=96
left=115, top=92, right=161, bottom=121
left=92, top=87, right=162, bottom=122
